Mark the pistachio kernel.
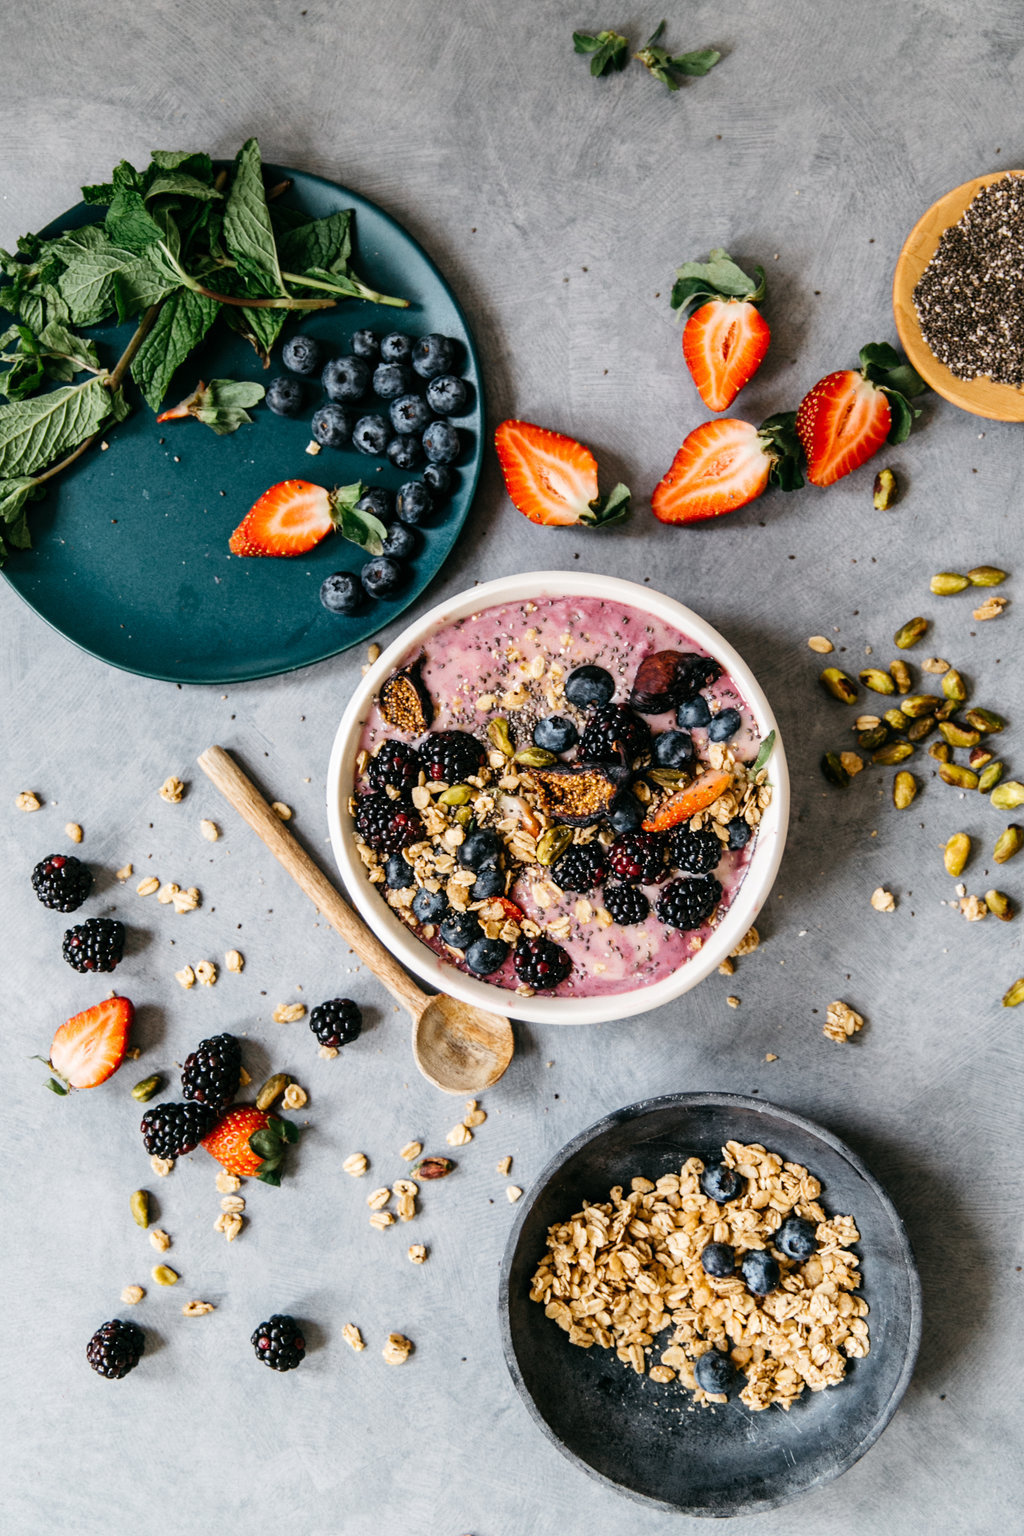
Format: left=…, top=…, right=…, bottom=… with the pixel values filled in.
left=893, top=617, right=928, bottom=649
left=939, top=763, right=979, bottom=790
left=901, top=694, right=940, bottom=718
left=941, top=668, right=968, bottom=703
left=255, top=1072, right=292, bottom=1111
left=820, top=668, right=858, bottom=704
left=964, top=707, right=1006, bottom=734
left=990, top=782, right=1024, bottom=811
left=993, top=826, right=1024, bottom=864
left=873, top=466, right=898, bottom=510
left=938, top=721, right=980, bottom=749
left=454, top=804, right=475, bottom=826
left=513, top=746, right=558, bottom=769
left=943, top=832, right=971, bottom=878
left=985, top=890, right=1014, bottom=921
left=872, top=742, right=914, bottom=766
left=967, top=566, right=1007, bottom=587
left=537, top=826, right=574, bottom=867
left=130, top=1190, right=150, bottom=1229
left=487, top=717, right=514, bottom=757
left=889, top=658, right=912, bottom=694
left=893, top=771, right=917, bottom=809
left=884, top=708, right=909, bottom=732
left=151, top=1265, right=179, bottom=1286
left=929, top=742, right=952, bottom=762
left=979, top=761, right=1005, bottom=792
left=906, top=716, right=935, bottom=742
left=969, top=746, right=994, bottom=769
left=934, top=699, right=957, bottom=720
left=1001, top=977, right=1024, bottom=1007
left=930, top=572, right=969, bottom=595
left=412, top=1156, right=455, bottom=1179
left=858, top=725, right=889, bottom=750
left=820, top=752, right=850, bottom=788
left=131, top=1074, right=163, bottom=1103
left=860, top=668, right=896, bottom=696
left=438, top=784, right=473, bottom=805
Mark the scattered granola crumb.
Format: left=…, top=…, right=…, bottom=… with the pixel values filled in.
left=282, top=1083, right=308, bottom=1109
left=506, top=1185, right=523, bottom=1203
left=159, top=776, right=185, bottom=804
left=214, top=1211, right=244, bottom=1242
left=400, top=1141, right=423, bottom=1162
left=220, top=1195, right=245, bottom=1215
left=447, top=1123, right=473, bottom=1146
left=367, top=1187, right=391, bottom=1210
left=115, top=863, right=133, bottom=881
left=271, top=801, right=293, bottom=821
left=238, top=1066, right=251, bottom=1086
left=922, top=657, right=950, bottom=674
left=318, top=1044, right=338, bottom=1059
left=305, top=439, right=321, bottom=455
left=215, top=1170, right=242, bottom=1193
left=137, top=876, right=160, bottom=897
left=342, top=1323, right=365, bottom=1351
left=343, top=1153, right=368, bottom=1177
left=172, top=885, right=200, bottom=914
left=65, top=822, right=83, bottom=843
left=497, top=1156, right=513, bottom=1176
left=370, top=1210, right=395, bottom=1230
left=382, top=1332, right=413, bottom=1365
left=15, top=791, right=41, bottom=812
left=150, top=1156, right=174, bottom=1177
left=464, top=1107, right=487, bottom=1128
left=175, top=965, right=196, bottom=989
left=718, top=957, right=736, bottom=976
left=182, top=1300, right=215, bottom=1316
left=157, top=881, right=180, bottom=905
left=973, top=596, right=1008, bottom=621
left=408, top=1244, right=427, bottom=1264
left=870, top=887, right=896, bottom=912
left=367, top=643, right=381, bottom=664
left=200, top=819, right=220, bottom=842
left=765, top=1052, right=778, bottom=1062
left=224, top=949, right=244, bottom=973
left=824, top=1000, right=865, bottom=1042
left=960, top=893, right=988, bottom=921
left=731, top=926, right=760, bottom=958
left=121, top=1285, right=144, bottom=1305
left=148, top=1229, right=171, bottom=1252
left=726, top=995, right=741, bottom=1009
left=195, top=960, right=217, bottom=987
left=273, top=1001, right=305, bottom=1023
left=840, top=751, right=863, bottom=776
left=807, top=636, right=834, bottom=653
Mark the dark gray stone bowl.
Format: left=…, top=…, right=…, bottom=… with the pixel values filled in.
left=499, top=1093, right=921, bottom=1518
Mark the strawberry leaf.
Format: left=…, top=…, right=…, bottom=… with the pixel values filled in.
left=572, top=29, right=630, bottom=76
left=759, top=412, right=805, bottom=492
left=581, top=481, right=631, bottom=527
left=330, top=480, right=385, bottom=554
left=671, top=249, right=765, bottom=314
left=882, top=389, right=916, bottom=445
left=157, top=378, right=265, bottom=435
left=256, top=1168, right=282, bottom=1187
left=637, top=23, right=720, bottom=90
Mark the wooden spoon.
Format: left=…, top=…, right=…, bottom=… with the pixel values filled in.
left=197, top=745, right=514, bottom=1095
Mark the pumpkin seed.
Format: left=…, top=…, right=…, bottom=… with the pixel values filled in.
left=873, top=467, right=897, bottom=509
left=438, top=783, right=473, bottom=805
left=256, top=1073, right=292, bottom=1111
left=820, top=667, right=858, bottom=704
left=967, top=565, right=1007, bottom=587
left=152, top=1265, right=179, bottom=1286
left=901, top=694, right=939, bottom=718
left=537, top=826, right=573, bottom=867
left=978, top=761, right=1005, bottom=792
left=941, top=668, right=967, bottom=703
left=938, top=720, right=980, bottom=749
left=487, top=718, right=514, bottom=757
left=130, top=1191, right=150, bottom=1229
left=889, top=658, right=912, bottom=693
left=993, top=826, right=1023, bottom=864
left=893, top=616, right=928, bottom=649
left=930, top=572, right=969, bottom=595
left=858, top=725, right=889, bottom=750
left=906, top=716, right=935, bottom=742
left=893, top=771, right=917, bottom=809
left=929, top=742, right=952, bottom=762
left=991, top=781, right=1024, bottom=810
left=1001, top=977, right=1024, bottom=1007
left=939, top=763, right=978, bottom=790
left=964, top=707, right=1006, bottom=734
left=884, top=707, right=909, bottom=731
left=860, top=668, right=896, bottom=695
left=821, top=752, right=850, bottom=787
left=985, top=890, right=1014, bottom=921
left=131, top=1074, right=163, bottom=1103
left=873, top=742, right=914, bottom=766
left=514, top=746, right=557, bottom=768
left=944, top=832, right=970, bottom=877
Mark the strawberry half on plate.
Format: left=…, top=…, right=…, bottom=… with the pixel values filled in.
left=672, top=248, right=770, bottom=412
left=796, top=343, right=925, bottom=488
left=651, top=414, right=803, bottom=525
left=494, top=420, right=630, bottom=527
left=43, top=996, right=134, bottom=1094
left=229, top=479, right=385, bottom=557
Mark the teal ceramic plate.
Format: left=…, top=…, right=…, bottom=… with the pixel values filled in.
left=0, top=166, right=484, bottom=684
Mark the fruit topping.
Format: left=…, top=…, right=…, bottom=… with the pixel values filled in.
left=564, top=664, right=615, bottom=708
left=651, top=414, right=803, bottom=524
left=309, top=998, right=363, bottom=1048
left=655, top=875, right=722, bottom=930
left=642, top=769, right=732, bottom=831
left=578, top=704, right=653, bottom=765
left=672, top=249, right=769, bottom=411
left=513, top=934, right=572, bottom=990
left=550, top=842, right=607, bottom=893
left=608, top=831, right=667, bottom=883
left=458, top=828, right=503, bottom=870
left=439, top=910, right=482, bottom=951
left=676, top=694, right=712, bottom=729
left=795, top=343, right=925, bottom=488
left=251, top=1314, right=306, bottom=1371
left=700, top=1241, right=735, bottom=1277
left=265, top=376, right=304, bottom=417
left=181, top=1033, right=242, bottom=1110
left=62, top=916, right=125, bottom=973
left=494, top=419, right=630, bottom=527
left=699, top=1162, right=744, bottom=1202
left=87, top=1319, right=145, bottom=1380
left=229, top=479, right=380, bottom=558
left=533, top=715, right=579, bottom=753
left=320, top=571, right=362, bottom=615
left=670, top=825, right=722, bottom=874
left=465, top=937, right=509, bottom=975
left=775, top=1215, right=818, bottom=1261
left=282, top=333, right=323, bottom=376
left=601, top=882, right=650, bottom=925
left=31, top=852, right=93, bottom=912
left=653, top=729, right=695, bottom=769
left=367, top=740, right=423, bottom=795
left=44, top=995, right=133, bottom=1094
left=707, top=707, right=742, bottom=741
left=520, top=763, right=630, bottom=826
left=740, top=1249, right=780, bottom=1295
left=202, top=1106, right=300, bottom=1185
left=629, top=650, right=721, bottom=714
left=353, top=792, right=424, bottom=854
left=694, top=1350, right=739, bottom=1396
left=141, top=1100, right=219, bottom=1160
left=419, top=730, right=486, bottom=783
left=378, top=655, right=434, bottom=733
left=412, top=887, right=448, bottom=924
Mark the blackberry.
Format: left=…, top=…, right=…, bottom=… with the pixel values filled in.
left=251, top=1314, right=306, bottom=1371
left=86, top=1318, right=145, bottom=1380
left=181, top=1033, right=241, bottom=1109
left=656, top=876, right=722, bottom=931
left=551, top=843, right=606, bottom=894
left=354, top=792, right=424, bottom=853
left=513, top=935, right=572, bottom=990
left=140, top=1100, right=218, bottom=1159
left=367, top=740, right=423, bottom=796
left=579, top=704, right=652, bottom=766
left=608, top=831, right=667, bottom=884
left=670, top=825, right=722, bottom=875
left=309, top=997, right=362, bottom=1048
left=31, top=853, right=93, bottom=912
left=602, top=882, right=650, bottom=926
left=62, top=917, right=125, bottom=973
left=418, top=730, right=486, bottom=783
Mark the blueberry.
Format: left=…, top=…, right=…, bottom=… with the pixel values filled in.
left=390, top=393, right=433, bottom=435
left=700, top=1163, right=744, bottom=1203
left=609, top=795, right=644, bottom=834
left=740, top=1249, right=780, bottom=1295
left=469, top=866, right=505, bottom=900
left=694, top=1351, right=738, bottom=1396
left=412, top=887, right=448, bottom=924
left=360, top=555, right=404, bottom=599
left=352, top=414, right=390, bottom=456
left=533, top=715, right=579, bottom=754
left=282, top=334, right=323, bottom=376
left=356, top=488, right=394, bottom=523
left=422, top=420, right=461, bottom=464
left=653, top=729, right=695, bottom=770
left=412, top=333, right=456, bottom=379
left=311, top=403, right=354, bottom=448
left=387, top=435, right=423, bottom=472
left=380, top=332, right=412, bottom=364
left=422, top=464, right=452, bottom=500
left=459, top=828, right=503, bottom=870
left=439, top=910, right=481, bottom=951
left=351, top=328, right=379, bottom=360
left=565, top=665, right=615, bottom=708
left=265, top=376, right=304, bottom=417
left=701, top=1242, right=735, bottom=1278
left=319, top=571, right=361, bottom=615
left=776, top=1216, right=818, bottom=1262
left=676, top=695, right=711, bottom=730
left=396, top=481, right=436, bottom=525
left=382, top=523, right=417, bottom=562
left=708, top=708, right=742, bottom=742
left=465, top=937, right=509, bottom=976
left=322, top=355, right=370, bottom=403
left=385, top=853, right=414, bottom=889
left=727, top=817, right=751, bottom=850
left=372, top=362, right=413, bottom=401
left=426, top=374, right=469, bottom=415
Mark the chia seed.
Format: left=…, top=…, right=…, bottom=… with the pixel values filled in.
left=913, top=174, right=1024, bottom=386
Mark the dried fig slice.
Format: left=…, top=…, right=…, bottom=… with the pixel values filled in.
left=629, top=650, right=721, bottom=714
left=377, top=653, right=434, bottom=733
left=521, top=763, right=631, bottom=826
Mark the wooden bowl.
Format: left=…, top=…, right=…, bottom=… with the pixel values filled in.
left=892, top=170, right=1024, bottom=421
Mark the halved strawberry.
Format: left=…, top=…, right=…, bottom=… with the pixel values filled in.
left=201, top=1105, right=299, bottom=1186
left=494, top=419, right=630, bottom=527
left=796, top=343, right=925, bottom=488
left=651, top=414, right=802, bottom=525
left=642, top=770, right=733, bottom=832
left=673, top=249, right=769, bottom=411
left=44, top=996, right=134, bottom=1094
left=229, top=479, right=379, bottom=557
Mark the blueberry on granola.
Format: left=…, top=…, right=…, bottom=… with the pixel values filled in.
left=579, top=704, right=652, bottom=766
left=533, top=715, right=578, bottom=754
left=367, top=740, right=423, bottom=796
left=670, top=825, right=721, bottom=875
left=695, top=1350, right=738, bottom=1396
left=656, top=876, right=722, bottom=930
left=458, top=828, right=503, bottom=870
left=701, top=1241, right=735, bottom=1277
left=513, top=934, right=571, bottom=989
left=700, top=1162, right=744, bottom=1203
left=385, top=853, right=414, bottom=888
left=469, top=867, right=506, bottom=900
left=727, top=816, right=752, bottom=850
left=564, top=664, right=615, bottom=708
left=776, top=1216, right=818, bottom=1262
left=412, top=887, right=448, bottom=924
left=439, top=910, right=481, bottom=951
left=602, top=882, right=649, bottom=925
left=419, top=730, right=486, bottom=783
left=551, top=843, right=606, bottom=894
left=353, top=792, right=424, bottom=853
left=741, top=1249, right=780, bottom=1295
left=607, top=831, right=667, bottom=884
left=465, top=937, right=509, bottom=975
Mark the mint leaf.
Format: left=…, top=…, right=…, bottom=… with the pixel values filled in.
left=224, top=137, right=284, bottom=296
left=0, top=476, right=42, bottom=557
left=150, top=149, right=215, bottom=178
left=145, top=171, right=221, bottom=204
left=38, top=320, right=102, bottom=377
left=752, top=729, right=776, bottom=774
left=237, top=303, right=286, bottom=362
left=54, top=226, right=144, bottom=325
left=0, top=378, right=114, bottom=477
left=111, top=253, right=180, bottom=323
left=105, top=185, right=165, bottom=254
left=130, top=287, right=219, bottom=411
left=277, top=209, right=352, bottom=275
left=330, top=480, right=384, bottom=554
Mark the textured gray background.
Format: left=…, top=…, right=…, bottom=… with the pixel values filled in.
left=2, top=1, right=1023, bottom=1532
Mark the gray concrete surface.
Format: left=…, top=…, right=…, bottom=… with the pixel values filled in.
left=2, top=1, right=1023, bottom=1531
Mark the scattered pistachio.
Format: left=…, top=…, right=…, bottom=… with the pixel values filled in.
left=944, top=833, right=971, bottom=878
left=820, top=667, right=858, bottom=704
left=413, top=1156, right=455, bottom=1180
left=929, top=742, right=952, bottom=763
left=271, top=801, right=293, bottom=821
left=884, top=708, right=909, bottom=732
left=969, top=746, right=994, bottom=770
left=922, top=657, right=950, bottom=674
left=901, top=694, right=939, bottom=718
left=930, top=572, right=969, bottom=595
left=873, top=742, right=914, bottom=766
left=858, top=725, right=888, bottom=750
left=906, top=716, right=935, bottom=742
left=513, top=746, right=557, bottom=768
left=893, top=771, right=917, bottom=809
left=646, top=767, right=688, bottom=788
left=934, top=699, right=957, bottom=720
left=967, top=565, right=1007, bottom=586
left=487, top=717, right=514, bottom=757
left=964, top=707, right=1006, bottom=734
left=455, top=804, right=474, bottom=826
left=993, top=826, right=1023, bottom=864
left=131, top=1074, right=163, bottom=1103
left=938, top=721, right=980, bottom=749
left=985, top=890, right=1014, bottom=921
left=893, top=617, right=928, bottom=649
left=256, top=1072, right=292, bottom=1111
left=860, top=667, right=896, bottom=695
left=939, top=763, right=979, bottom=790
left=151, top=1264, right=179, bottom=1286
left=991, top=782, right=1024, bottom=810
left=820, top=752, right=850, bottom=787
left=1002, top=978, right=1024, bottom=1007
left=438, top=783, right=472, bottom=805
left=130, top=1191, right=150, bottom=1229
left=889, top=658, right=912, bottom=693
left=537, top=826, right=573, bottom=867
left=941, top=668, right=967, bottom=703
left=873, top=466, right=897, bottom=509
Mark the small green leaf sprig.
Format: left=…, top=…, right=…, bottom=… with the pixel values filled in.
left=573, top=20, right=721, bottom=89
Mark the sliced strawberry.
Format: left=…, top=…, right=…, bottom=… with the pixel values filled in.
left=229, top=479, right=378, bottom=558
left=46, top=996, right=133, bottom=1093
left=201, top=1105, right=299, bottom=1185
left=796, top=343, right=926, bottom=488
left=651, top=414, right=802, bottom=525
left=642, top=771, right=733, bottom=832
left=683, top=301, right=770, bottom=412
left=494, top=419, right=630, bottom=527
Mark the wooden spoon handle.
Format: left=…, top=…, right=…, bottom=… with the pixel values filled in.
left=197, top=745, right=427, bottom=1018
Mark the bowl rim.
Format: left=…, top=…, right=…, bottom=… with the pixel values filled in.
left=325, top=571, right=790, bottom=1025
left=498, top=1091, right=923, bottom=1517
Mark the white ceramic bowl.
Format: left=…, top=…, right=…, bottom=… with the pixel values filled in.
left=326, top=572, right=789, bottom=1025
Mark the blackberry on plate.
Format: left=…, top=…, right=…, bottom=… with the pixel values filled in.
left=533, top=715, right=578, bottom=754
left=311, top=403, right=353, bottom=449
left=380, top=331, right=413, bottom=363
left=367, top=740, right=422, bottom=795
left=265, top=376, right=304, bottom=417
left=700, top=1162, right=744, bottom=1203
left=282, top=333, right=323, bottom=376
left=609, top=795, right=644, bottom=835
left=426, top=374, right=469, bottom=415
left=608, top=831, right=666, bottom=884
left=708, top=707, right=742, bottom=742
left=741, top=1249, right=780, bottom=1295
left=372, top=361, right=413, bottom=399
left=396, top=481, right=435, bottom=525
left=352, top=413, right=389, bottom=456
left=387, top=435, right=422, bottom=472
left=656, top=875, right=722, bottom=931
left=382, top=523, right=418, bottom=562
left=676, top=694, right=711, bottom=729
left=653, top=729, right=694, bottom=770
left=353, top=791, right=424, bottom=853
left=390, top=394, right=432, bottom=435
left=564, top=664, right=615, bottom=708
left=412, top=333, right=456, bottom=379
left=465, top=937, right=509, bottom=975
left=62, top=917, right=125, bottom=973
left=439, top=910, right=481, bottom=951
left=356, top=487, right=394, bottom=522
left=140, top=1100, right=218, bottom=1159
left=551, top=843, right=606, bottom=894
left=695, top=1350, right=738, bottom=1396
left=419, top=730, right=486, bottom=783
left=602, top=882, right=649, bottom=925
left=776, top=1216, right=818, bottom=1261
left=412, top=887, right=448, bottom=924
left=320, top=571, right=361, bottom=615
left=361, top=555, right=404, bottom=599
left=351, top=328, right=379, bottom=359
left=422, top=463, right=451, bottom=500
left=514, top=935, right=572, bottom=990
left=701, top=1241, right=735, bottom=1277
left=385, top=852, right=414, bottom=889
left=181, top=1033, right=241, bottom=1109
left=458, top=828, right=502, bottom=871
left=32, top=853, right=93, bottom=912
left=579, top=704, right=652, bottom=766
left=469, top=866, right=505, bottom=900
left=309, top=997, right=362, bottom=1048
left=87, top=1318, right=145, bottom=1380
left=670, top=825, right=721, bottom=875
left=727, top=816, right=751, bottom=850
left=422, top=420, right=460, bottom=464
left=251, top=1314, right=306, bottom=1371
left=322, top=355, right=369, bottom=403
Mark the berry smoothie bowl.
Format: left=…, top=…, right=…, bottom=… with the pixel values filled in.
left=327, top=573, right=789, bottom=1025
